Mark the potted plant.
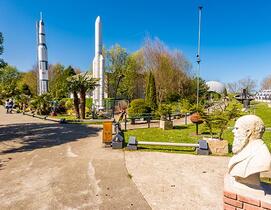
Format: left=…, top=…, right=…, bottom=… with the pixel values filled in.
left=189, top=104, right=204, bottom=135
left=190, top=112, right=204, bottom=135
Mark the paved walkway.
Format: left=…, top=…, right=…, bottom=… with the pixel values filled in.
left=0, top=107, right=150, bottom=210
left=125, top=152, right=229, bottom=210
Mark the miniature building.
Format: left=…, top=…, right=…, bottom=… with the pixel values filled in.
left=255, top=89, right=271, bottom=103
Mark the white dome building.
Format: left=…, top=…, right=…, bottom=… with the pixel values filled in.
left=206, top=81, right=226, bottom=94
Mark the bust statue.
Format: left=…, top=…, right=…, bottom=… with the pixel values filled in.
left=228, top=115, right=271, bottom=189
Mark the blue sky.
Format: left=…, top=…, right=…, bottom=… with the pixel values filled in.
left=1, top=0, right=271, bottom=87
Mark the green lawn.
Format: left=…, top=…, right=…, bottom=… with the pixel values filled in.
left=253, top=102, right=271, bottom=150
left=51, top=114, right=88, bottom=120
left=253, top=102, right=271, bottom=127
left=50, top=114, right=105, bottom=124
left=124, top=124, right=233, bottom=154
left=124, top=102, right=271, bottom=153
left=124, top=124, right=217, bottom=154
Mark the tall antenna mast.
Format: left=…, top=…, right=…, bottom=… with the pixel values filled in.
left=196, top=6, right=203, bottom=108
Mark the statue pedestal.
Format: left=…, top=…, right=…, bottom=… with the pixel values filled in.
left=203, top=137, right=228, bottom=155
left=159, top=120, right=173, bottom=130
left=224, top=174, right=271, bottom=209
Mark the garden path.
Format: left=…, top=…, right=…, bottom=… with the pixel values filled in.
left=125, top=151, right=230, bottom=210
left=0, top=107, right=150, bottom=210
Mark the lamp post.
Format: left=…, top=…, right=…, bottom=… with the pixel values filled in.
left=112, top=74, right=124, bottom=120
left=196, top=6, right=203, bottom=108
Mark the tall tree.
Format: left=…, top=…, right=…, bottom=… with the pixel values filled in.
left=145, top=71, right=157, bottom=110
left=143, top=37, right=192, bottom=103
left=227, top=82, right=239, bottom=94
left=65, top=66, right=80, bottom=118
left=0, top=65, right=20, bottom=98
left=0, top=32, right=7, bottom=69
left=105, top=44, right=128, bottom=98
left=238, top=77, right=256, bottom=93
left=185, top=77, right=209, bottom=104
left=19, top=67, right=38, bottom=96
left=261, top=75, right=271, bottom=90
left=227, top=77, right=257, bottom=94
left=49, top=64, right=66, bottom=99
left=118, top=53, right=144, bottom=100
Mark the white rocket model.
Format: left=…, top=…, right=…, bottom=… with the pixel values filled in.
left=92, top=16, right=104, bottom=110
left=37, top=13, right=49, bottom=95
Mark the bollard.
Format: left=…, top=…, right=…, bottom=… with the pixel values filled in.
left=148, top=114, right=150, bottom=128
left=124, top=114, right=127, bottom=131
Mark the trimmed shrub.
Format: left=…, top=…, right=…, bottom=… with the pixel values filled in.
left=128, top=99, right=151, bottom=118
left=158, top=103, right=173, bottom=120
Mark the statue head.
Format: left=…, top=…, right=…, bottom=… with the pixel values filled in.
left=232, top=115, right=265, bottom=154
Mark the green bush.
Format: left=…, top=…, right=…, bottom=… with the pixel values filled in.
left=104, top=98, right=114, bottom=110
left=85, top=98, right=93, bottom=109
left=128, top=99, right=151, bottom=118
left=201, top=100, right=242, bottom=139
left=64, top=98, right=73, bottom=110
left=158, top=103, right=173, bottom=120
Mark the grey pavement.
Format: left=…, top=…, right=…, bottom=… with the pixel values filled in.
left=0, top=107, right=150, bottom=210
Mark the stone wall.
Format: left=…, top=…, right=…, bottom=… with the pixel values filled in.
left=223, top=190, right=271, bottom=210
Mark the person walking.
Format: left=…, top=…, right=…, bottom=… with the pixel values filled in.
left=5, top=99, right=9, bottom=114
left=8, top=99, right=13, bottom=114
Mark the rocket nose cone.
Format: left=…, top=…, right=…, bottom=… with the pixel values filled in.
left=96, top=16, right=101, bottom=23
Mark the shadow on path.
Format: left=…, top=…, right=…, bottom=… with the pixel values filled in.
left=0, top=123, right=101, bottom=154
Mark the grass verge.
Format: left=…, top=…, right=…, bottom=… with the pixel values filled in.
left=124, top=102, right=271, bottom=153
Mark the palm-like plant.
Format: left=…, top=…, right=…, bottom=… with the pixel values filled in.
left=66, top=77, right=80, bottom=118
left=67, top=72, right=99, bottom=119
left=15, top=94, right=30, bottom=112
left=30, top=93, right=52, bottom=115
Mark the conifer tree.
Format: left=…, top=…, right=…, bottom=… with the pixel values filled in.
left=145, top=71, right=157, bottom=110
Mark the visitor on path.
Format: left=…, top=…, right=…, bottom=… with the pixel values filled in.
left=7, top=99, right=13, bottom=114
left=5, top=99, right=9, bottom=113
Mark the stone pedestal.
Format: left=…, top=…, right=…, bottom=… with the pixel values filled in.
left=224, top=174, right=271, bottom=210
left=203, top=137, right=228, bottom=155
left=159, top=120, right=173, bottom=130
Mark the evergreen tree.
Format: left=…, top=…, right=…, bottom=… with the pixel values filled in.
left=145, top=71, right=157, bottom=110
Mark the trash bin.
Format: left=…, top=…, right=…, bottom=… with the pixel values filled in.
left=103, top=121, right=113, bottom=144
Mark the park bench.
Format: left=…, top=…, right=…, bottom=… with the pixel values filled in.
left=127, top=136, right=209, bottom=155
